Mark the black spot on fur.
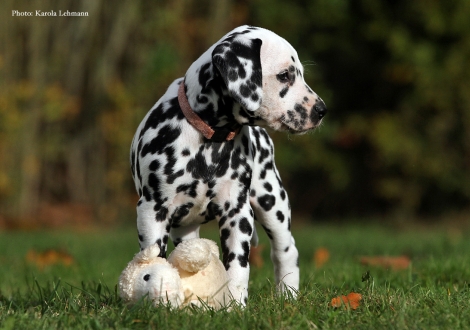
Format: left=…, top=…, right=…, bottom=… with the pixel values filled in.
left=141, top=97, right=184, bottom=131
left=280, top=86, right=289, bottom=98
left=187, top=147, right=216, bottom=182
left=149, top=160, right=160, bottom=171
left=258, top=148, right=270, bottom=163
left=156, top=206, right=168, bottom=222
left=148, top=173, right=160, bottom=193
left=136, top=148, right=142, bottom=185
left=198, top=62, right=212, bottom=89
left=225, top=253, right=236, bottom=270
left=176, top=180, right=199, bottom=198
left=239, top=217, right=252, bottom=236
left=167, top=170, right=184, bottom=184
left=294, top=103, right=308, bottom=122
left=141, top=125, right=181, bottom=157
left=265, top=161, right=274, bottom=171
left=231, top=147, right=244, bottom=170
left=263, top=182, right=273, bottom=192
left=238, top=241, right=250, bottom=267
left=276, top=211, right=285, bottom=222
left=171, top=202, right=194, bottom=225
left=220, top=227, right=232, bottom=269
left=205, top=201, right=223, bottom=222
left=258, top=194, right=276, bottom=211
left=164, top=146, right=184, bottom=184
left=142, top=186, right=151, bottom=202
left=259, top=170, right=266, bottom=180
left=240, top=84, right=250, bottom=97
left=219, top=215, right=228, bottom=227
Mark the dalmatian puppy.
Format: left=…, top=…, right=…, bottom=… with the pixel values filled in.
left=130, top=25, right=327, bottom=305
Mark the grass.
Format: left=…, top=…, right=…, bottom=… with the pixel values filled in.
left=1, top=222, right=470, bottom=329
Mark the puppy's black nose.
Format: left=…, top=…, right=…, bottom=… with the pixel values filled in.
left=314, top=100, right=327, bottom=119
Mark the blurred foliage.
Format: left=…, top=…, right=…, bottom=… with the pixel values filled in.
left=1, top=0, right=469, bottom=225
left=253, top=0, right=470, bottom=218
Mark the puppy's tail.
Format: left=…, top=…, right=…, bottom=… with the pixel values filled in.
left=250, top=225, right=259, bottom=247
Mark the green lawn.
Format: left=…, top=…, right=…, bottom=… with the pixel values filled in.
left=1, top=222, right=470, bottom=329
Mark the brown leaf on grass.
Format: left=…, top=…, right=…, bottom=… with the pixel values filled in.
left=249, top=244, right=264, bottom=268
left=313, top=247, right=330, bottom=268
left=360, top=255, right=411, bottom=270
left=330, top=292, right=362, bottom=310
left=26, top=249, right=75, bottom=269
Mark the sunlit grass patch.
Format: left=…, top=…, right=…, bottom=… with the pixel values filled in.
left=1, top=223, right=470, bottom=329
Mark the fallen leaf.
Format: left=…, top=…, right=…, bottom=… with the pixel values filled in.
left=26, top=249, right=75, bottom=269
left=313, top=247, right=330, bottom=268
left=360, top=255, right=410, bottom=270
left=249, top=244, right=264, bottom=268
left=330, top=292, right=362, bottom=310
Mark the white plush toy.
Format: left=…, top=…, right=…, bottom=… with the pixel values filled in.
left=119, top=238, right=231, bottom=309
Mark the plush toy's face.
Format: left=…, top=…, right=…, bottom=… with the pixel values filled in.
left=131, top=263, right=183, bottom=306
left=119, top=239, right=230, bottom=309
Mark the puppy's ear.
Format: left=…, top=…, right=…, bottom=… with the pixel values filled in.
left=212, top=37, right=263, bottom=114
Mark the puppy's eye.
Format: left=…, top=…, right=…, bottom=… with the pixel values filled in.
left=277, top=71, right=289, bottom=83
left=143, top=274, right=150, bottom=281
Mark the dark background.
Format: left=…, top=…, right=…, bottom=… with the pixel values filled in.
left=1, top=0, right=470, bottom=228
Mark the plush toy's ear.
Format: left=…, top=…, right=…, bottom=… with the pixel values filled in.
left=135, top=244, right=161, bottom=263
left=212, top=36, right=263, bottom=115
left=168, top=239, right=212, bottom=272
left=199, top=238, right=220, bottom=258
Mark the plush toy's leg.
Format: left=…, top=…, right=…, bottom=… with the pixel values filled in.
left=250, top=167, right=299, bottom=297
left=169, top=224, right=201, bottom=246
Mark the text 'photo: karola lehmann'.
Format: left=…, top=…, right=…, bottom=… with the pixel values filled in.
left=12, top=9, right=89, bottom=17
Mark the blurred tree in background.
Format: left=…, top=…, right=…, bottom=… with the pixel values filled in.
left=1, top=0, right=469, bottom=226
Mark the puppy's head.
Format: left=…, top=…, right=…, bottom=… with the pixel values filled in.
left=212, top=26, right=327, bottom=134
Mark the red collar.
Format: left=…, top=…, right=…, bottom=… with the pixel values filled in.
left=178, top=80, right=240, bottom=142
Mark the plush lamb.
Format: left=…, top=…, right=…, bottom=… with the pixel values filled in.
left=119, top=238, right=231, bottom=309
